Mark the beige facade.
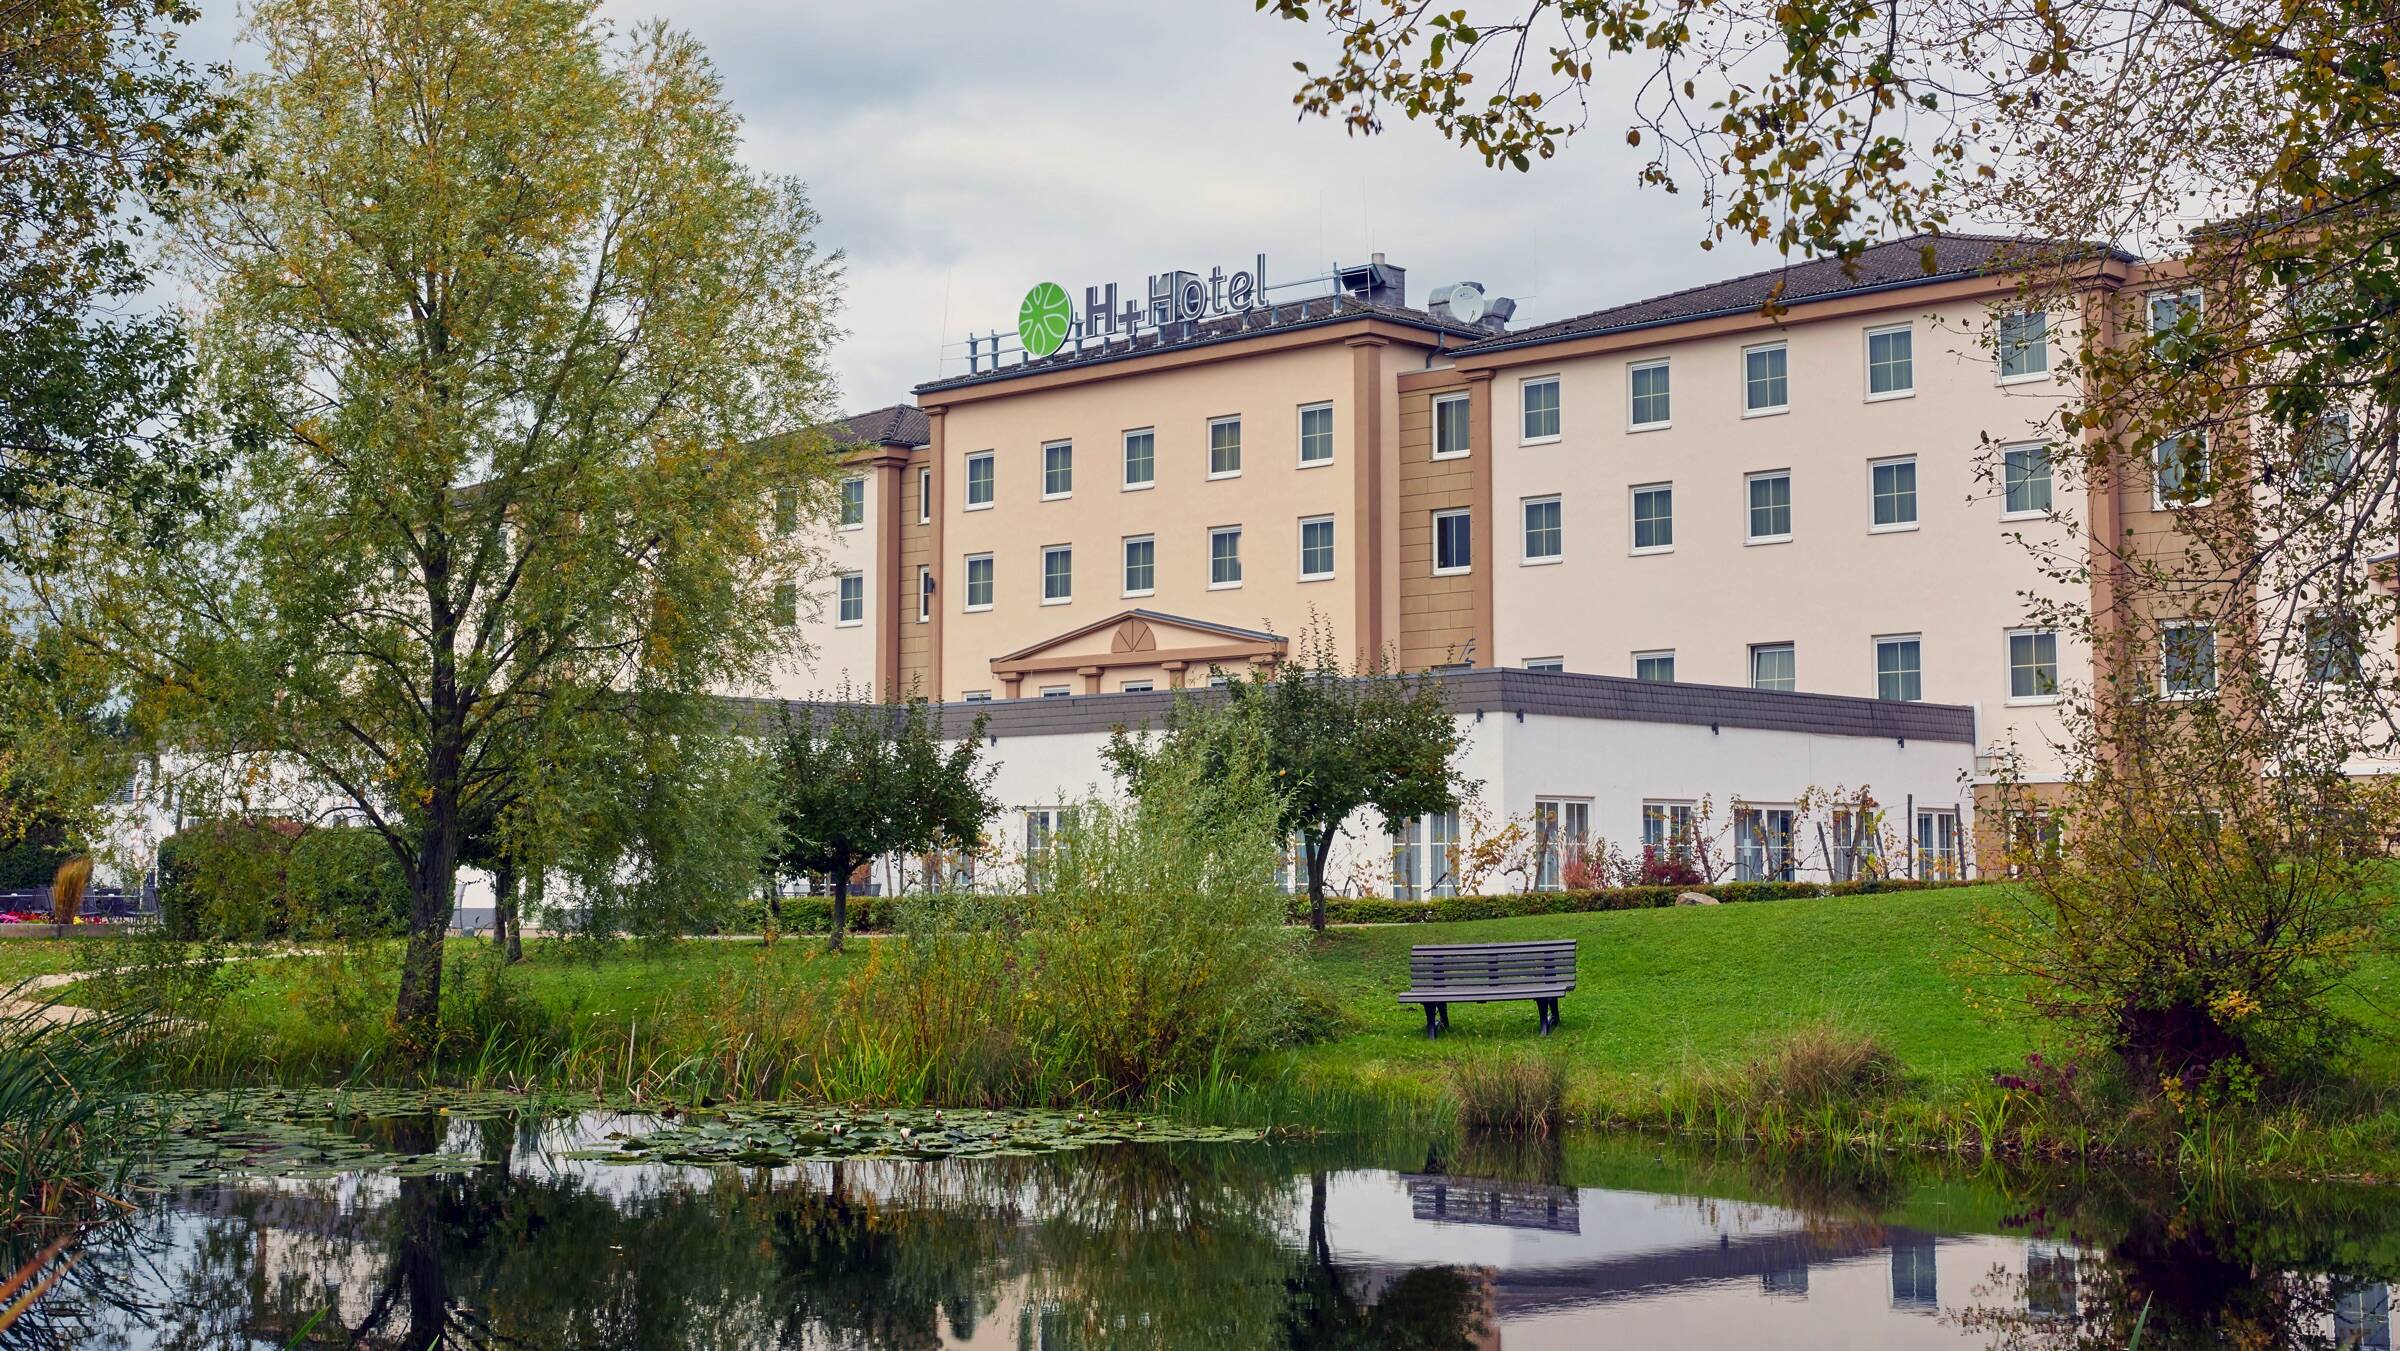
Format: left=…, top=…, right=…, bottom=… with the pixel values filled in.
left=771, top=239, right=2202, bottom=793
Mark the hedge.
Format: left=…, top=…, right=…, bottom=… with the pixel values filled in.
left=158, top=820, right=409, bottom=940
left=710, top=877, right=1973, bottom=935
left=1298, top=877, right=1974, bottom=926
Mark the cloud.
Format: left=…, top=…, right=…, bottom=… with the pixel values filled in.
left=180, top=0, right=1801, bottom=416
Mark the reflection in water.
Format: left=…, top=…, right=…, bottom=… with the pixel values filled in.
left=12, top=1113, right=2400, bottom=1349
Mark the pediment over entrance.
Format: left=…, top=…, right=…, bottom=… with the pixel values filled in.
left=991, top=609, right=1286, bottom=695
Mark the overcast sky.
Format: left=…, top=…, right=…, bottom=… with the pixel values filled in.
left=180, top=2, right=1810, bottom=417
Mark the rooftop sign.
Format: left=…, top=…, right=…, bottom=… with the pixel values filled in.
left=1013, top=254, right=1272, bottom=359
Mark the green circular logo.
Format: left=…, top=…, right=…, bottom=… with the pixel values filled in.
left=1018, top=282, right=1072, bottom=358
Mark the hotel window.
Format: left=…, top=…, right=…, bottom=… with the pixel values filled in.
left=1390, top=811, right=1460, bottom=899
left=963, top=554, right=994, bottom=610
left=1123, top=428, right=1155, bottom=489
left=772, top=580, right=797, bottom=628
left=965, top=452, right=995, bottom=508
left=1750, top=642, right=1796, bottom=691
left=1025, top=808, right=1068, bottom=885
left=916, top=565, right=931, bottom=624
left=1743, top=343, right=1789, bottom=414
left=917, top=467, right=931, bottom=523
left=1432, top=393, right=1471, bottom=459
left=2307, top=609, right=2364, bottom=685
left=2153, top=430, right=2210, bottom=507
left=2303, top=410, right=2355, bottom=487
left=963, top=690, right=992, bottom=702
left=1641, top=800, right=1697, bottom=860
left=1525, top=657, right=1565, bottom=673
left=2149, top=287, right=2203, bottom=359
left=1299, top=516, right=1336, bottom=580
left=1747, top=471, right=1792, bottom=542
left=1521, top=376, right=1561, bottom=442
left=1120, top=679, right=1154, bottom=693
left=1532, top=798, right=1590, bottom=889
left=1999, top=310, right=2049, bottom=379
left=1521, top=496, right=1562, bottom=563
left=1866, top=324, right=1913, bottom=397
left=1209, top=415, right=1242, bottom=477
left=1298, top=403, right=1335, bottom=465
left=838, top=476, right=865, bottom=528
left=1829, top=809, right=1879, bottom=883
left=1871, top=457, right=1918, bottom=530
left=1634, top=650, right=1676, bottom=682
left=2008, top=629, right=2059, bottom=700
left=1041, top=545, right=1072, bottom=604
left=1735, top=807, right=1797, bottom=882
left=773, top=488, right=799, bottom=535
left=1122, top=535, right=1155, bottom=596
left=1039, top=686, right=1070, bottom=699
left=1433, top=509, right=1472, bottom=575
left=1629, top=359, right=1671, bottom=427
left=2161, top=621, right=2216, bottom=697
left=1631, top=483, right=1673, bottom=553
left=1915, top=809, right=1963, bottom=880
left=1876, top=635, right=1922, bottom=702
left=836, top=572, right=864, bottom=626
left=1209, top=526, right=1243, bottom=587
left=2002, top=444, right=2053, bottom=516
left=1042, top=441, right=1073, bottom=498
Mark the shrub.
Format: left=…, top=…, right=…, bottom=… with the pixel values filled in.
left=1028, top=709, right=1299, bottom=1099
left=1634, top=846, right=1704, bottom=887
left=156, top=819, right=302, bottom=940
left=1452, top=1055, right=1567, bottom=1134
left=284, top=828, right=411, bottom=938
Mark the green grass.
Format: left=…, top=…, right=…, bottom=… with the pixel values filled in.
left=0, top=941, right=103, bottom=990
left=39, top=884, right=2400, bottom=1179
left=1281, top=888, right=2045, bottom=1097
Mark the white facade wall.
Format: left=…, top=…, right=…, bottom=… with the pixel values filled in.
left=1485, top=295, right=2087, bottom=777
left=847, top=691, right=1976, bottom=899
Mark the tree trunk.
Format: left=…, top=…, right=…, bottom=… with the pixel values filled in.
left=827, top=867, right=848, bottom=954
left=490, top=859, right=516, bottom=953
left=506, top=877, right=524, bottom=964
left=1306, top=826, right=1338, bottom=933
left=394, top=739, right=464, bottom=1061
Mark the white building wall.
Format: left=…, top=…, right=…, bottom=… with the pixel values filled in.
left=762, top=467, right=880, bottom=699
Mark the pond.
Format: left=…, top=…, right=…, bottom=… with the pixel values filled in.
left=15, top=1093, right=2400, bottom=1349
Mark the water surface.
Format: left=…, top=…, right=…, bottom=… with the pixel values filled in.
left=19, top=1101, right=2400, bottom=1349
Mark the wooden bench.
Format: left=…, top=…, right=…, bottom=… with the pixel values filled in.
left=1396, top=939, right=1576, bottom=1038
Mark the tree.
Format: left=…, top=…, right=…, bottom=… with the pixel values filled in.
left=0, top=0, right=235, bottom=564
left=1106, top=629, right=1474, bottom=933
left=765, top=695, right=998, bottom=952
left=49, top=0, right=842, bottom=1056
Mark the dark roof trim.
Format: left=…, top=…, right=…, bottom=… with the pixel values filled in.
left=1453, top=270, right=1990, bottom=358
left=727, top=668, right=1974, bottom=744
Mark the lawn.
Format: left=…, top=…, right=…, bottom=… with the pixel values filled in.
left=37, top=882, right=2400, bottom=1128
left=1285, top=887, right=2043, bottom=1098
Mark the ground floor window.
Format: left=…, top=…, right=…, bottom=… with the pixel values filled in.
left=1275, top=832, right=1310, bottom=895
left=1639, top=800, right=1696, bottom=866
left=1390, top=811, right=1460, bottom=899
left=1916, top=808, right=1964, bottom=879
left=2003, top=807, right=2061, bottom=876
left=1024, top=808, right=1070, bottom=887
left=1532, top=798, right=1590, bottom=889
left=1735, top=807, right=1796, bottom=882
left=1830, top=807, right=1881, bottom=882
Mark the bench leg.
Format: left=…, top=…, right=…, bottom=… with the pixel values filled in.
left=1437, top=1004, right=1451, bottom=1034
left=1534, top=999, right=1551, bottom=1035
left=1551, top=998, right=1564, bottom=1033
left=1423, top=1004, right=1441, bottom=1039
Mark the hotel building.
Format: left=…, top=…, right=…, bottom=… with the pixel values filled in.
left=757, top=235, right=2219, bottom=890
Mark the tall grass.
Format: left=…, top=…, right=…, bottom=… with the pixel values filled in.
left=1452, top=1056, right=1568, bottom=1134
left=0, top=993, right=142, bottom=1234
